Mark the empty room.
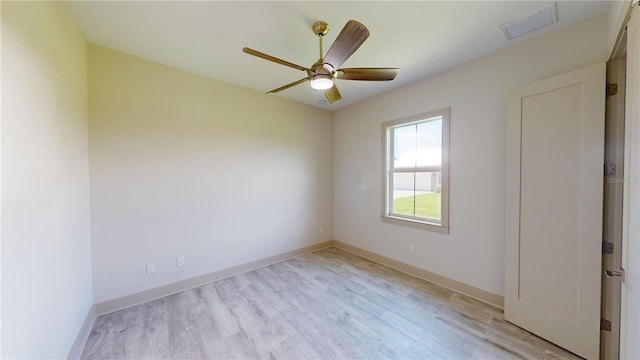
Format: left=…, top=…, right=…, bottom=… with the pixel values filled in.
left=2, top=1, right=639, bottom=359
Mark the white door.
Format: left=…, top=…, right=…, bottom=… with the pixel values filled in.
left=505, top=62, right=605, bottom=359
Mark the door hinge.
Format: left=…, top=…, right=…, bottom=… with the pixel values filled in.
left=605, top=163, right=616, bottom=177
left=607, top=83, right=618, bottom=97
left=603, top=241, right=614, bottom=254
left=601, top=318, right=612, bottom=332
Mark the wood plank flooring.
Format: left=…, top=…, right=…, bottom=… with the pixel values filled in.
left=81, top=247, right=581, bottom=359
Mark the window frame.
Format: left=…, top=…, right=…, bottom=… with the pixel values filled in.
left=380, top=107, right=450, bottom=234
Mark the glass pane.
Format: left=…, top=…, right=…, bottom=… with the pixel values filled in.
left=415, top=172, right=442, bottom=221
left=392, top=172, right=415, bottom=216
left=416, top=118, right=442, bottom=168
left=393, top=124, right=417, bottom=169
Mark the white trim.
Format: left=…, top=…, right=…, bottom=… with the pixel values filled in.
left=609, top=1, right=634, bottom=59
left=393, top=165, right=442, bottom=173
left=381, top=215, right=449, bottom=234
left=381, top=107, right=450, bottom=233
left=333, top=240, right=503, bottom=308
left=75, top=240, right=505, bottom=357
left=95, top=241, right=333, bottom=315
left=67, top=305, right=96, bottom=360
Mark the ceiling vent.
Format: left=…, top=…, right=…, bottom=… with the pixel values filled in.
left=501, top=3, right=557, bottom=41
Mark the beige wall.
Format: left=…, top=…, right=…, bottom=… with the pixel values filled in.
left=88, top=44, right=333, bottom=303
left=0, top=4, right=617, bottom=356
left=1, top=2, right=93, bottom=357
left=333, top=15, right=609, bottom=296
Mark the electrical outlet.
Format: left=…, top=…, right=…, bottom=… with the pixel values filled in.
left=319, top=226, right=324, bottom=234
left=409, top=245, right=416, bottom=254
left=177, top=256, right=185, bottom=267
left=146, top=263, right=155, bottom=274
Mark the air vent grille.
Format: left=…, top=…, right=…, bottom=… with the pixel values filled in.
left=501, top=3, right=557, bottom=40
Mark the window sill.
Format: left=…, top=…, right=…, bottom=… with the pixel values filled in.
left=380, top=215, right=450, bottom=234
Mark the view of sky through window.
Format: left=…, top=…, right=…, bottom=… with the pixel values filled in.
left=393, top=117, right=442, bottom=169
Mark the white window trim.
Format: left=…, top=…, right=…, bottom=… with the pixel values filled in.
left=380, top=107, right=450, bottom=234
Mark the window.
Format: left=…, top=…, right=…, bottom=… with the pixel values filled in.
left=381, top=108, right=449, bottom=233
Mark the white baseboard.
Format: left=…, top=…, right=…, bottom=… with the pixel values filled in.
left=94, top=240, right=503, bottom=316
left=67, top=305, right=96, bottom=360
left=76, top=239, right=501, bottom=357
left=333, top=240, right=504, bottom=309
left=95, top=240, right=334, bottom=315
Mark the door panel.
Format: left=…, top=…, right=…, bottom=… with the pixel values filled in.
left=519, top=84, right=582, bottom=322
left=505, top=63, right=605, bottom=359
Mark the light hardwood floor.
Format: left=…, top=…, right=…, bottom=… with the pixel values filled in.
left=81, top=247, right=581, bottom=359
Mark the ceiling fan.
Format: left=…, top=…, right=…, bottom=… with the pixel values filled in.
left=243, top=20, right=399, bottom=104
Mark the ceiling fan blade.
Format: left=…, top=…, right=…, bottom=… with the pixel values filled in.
left=323, top=85, right=342, bottom=104
left=336, top=68, right=399, bottom=81
left=243, top=47, right=310, bottom=72
left=267, top=77, right=309, bottom=94
left=323, top=20, right=369, bottom=70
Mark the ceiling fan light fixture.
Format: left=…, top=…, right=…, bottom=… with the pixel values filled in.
left=310, top=74, right=334, bottom=90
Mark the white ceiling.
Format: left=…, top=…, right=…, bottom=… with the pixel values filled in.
left=67, top=1, right=610, bottom=110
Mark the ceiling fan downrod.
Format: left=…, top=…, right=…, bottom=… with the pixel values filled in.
left=312, top=21, right=329, bottom=61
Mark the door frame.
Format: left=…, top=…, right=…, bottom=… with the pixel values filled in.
left=601, top=57, right=625, bottom=360
left=619, top=4, right=640, bottom=359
